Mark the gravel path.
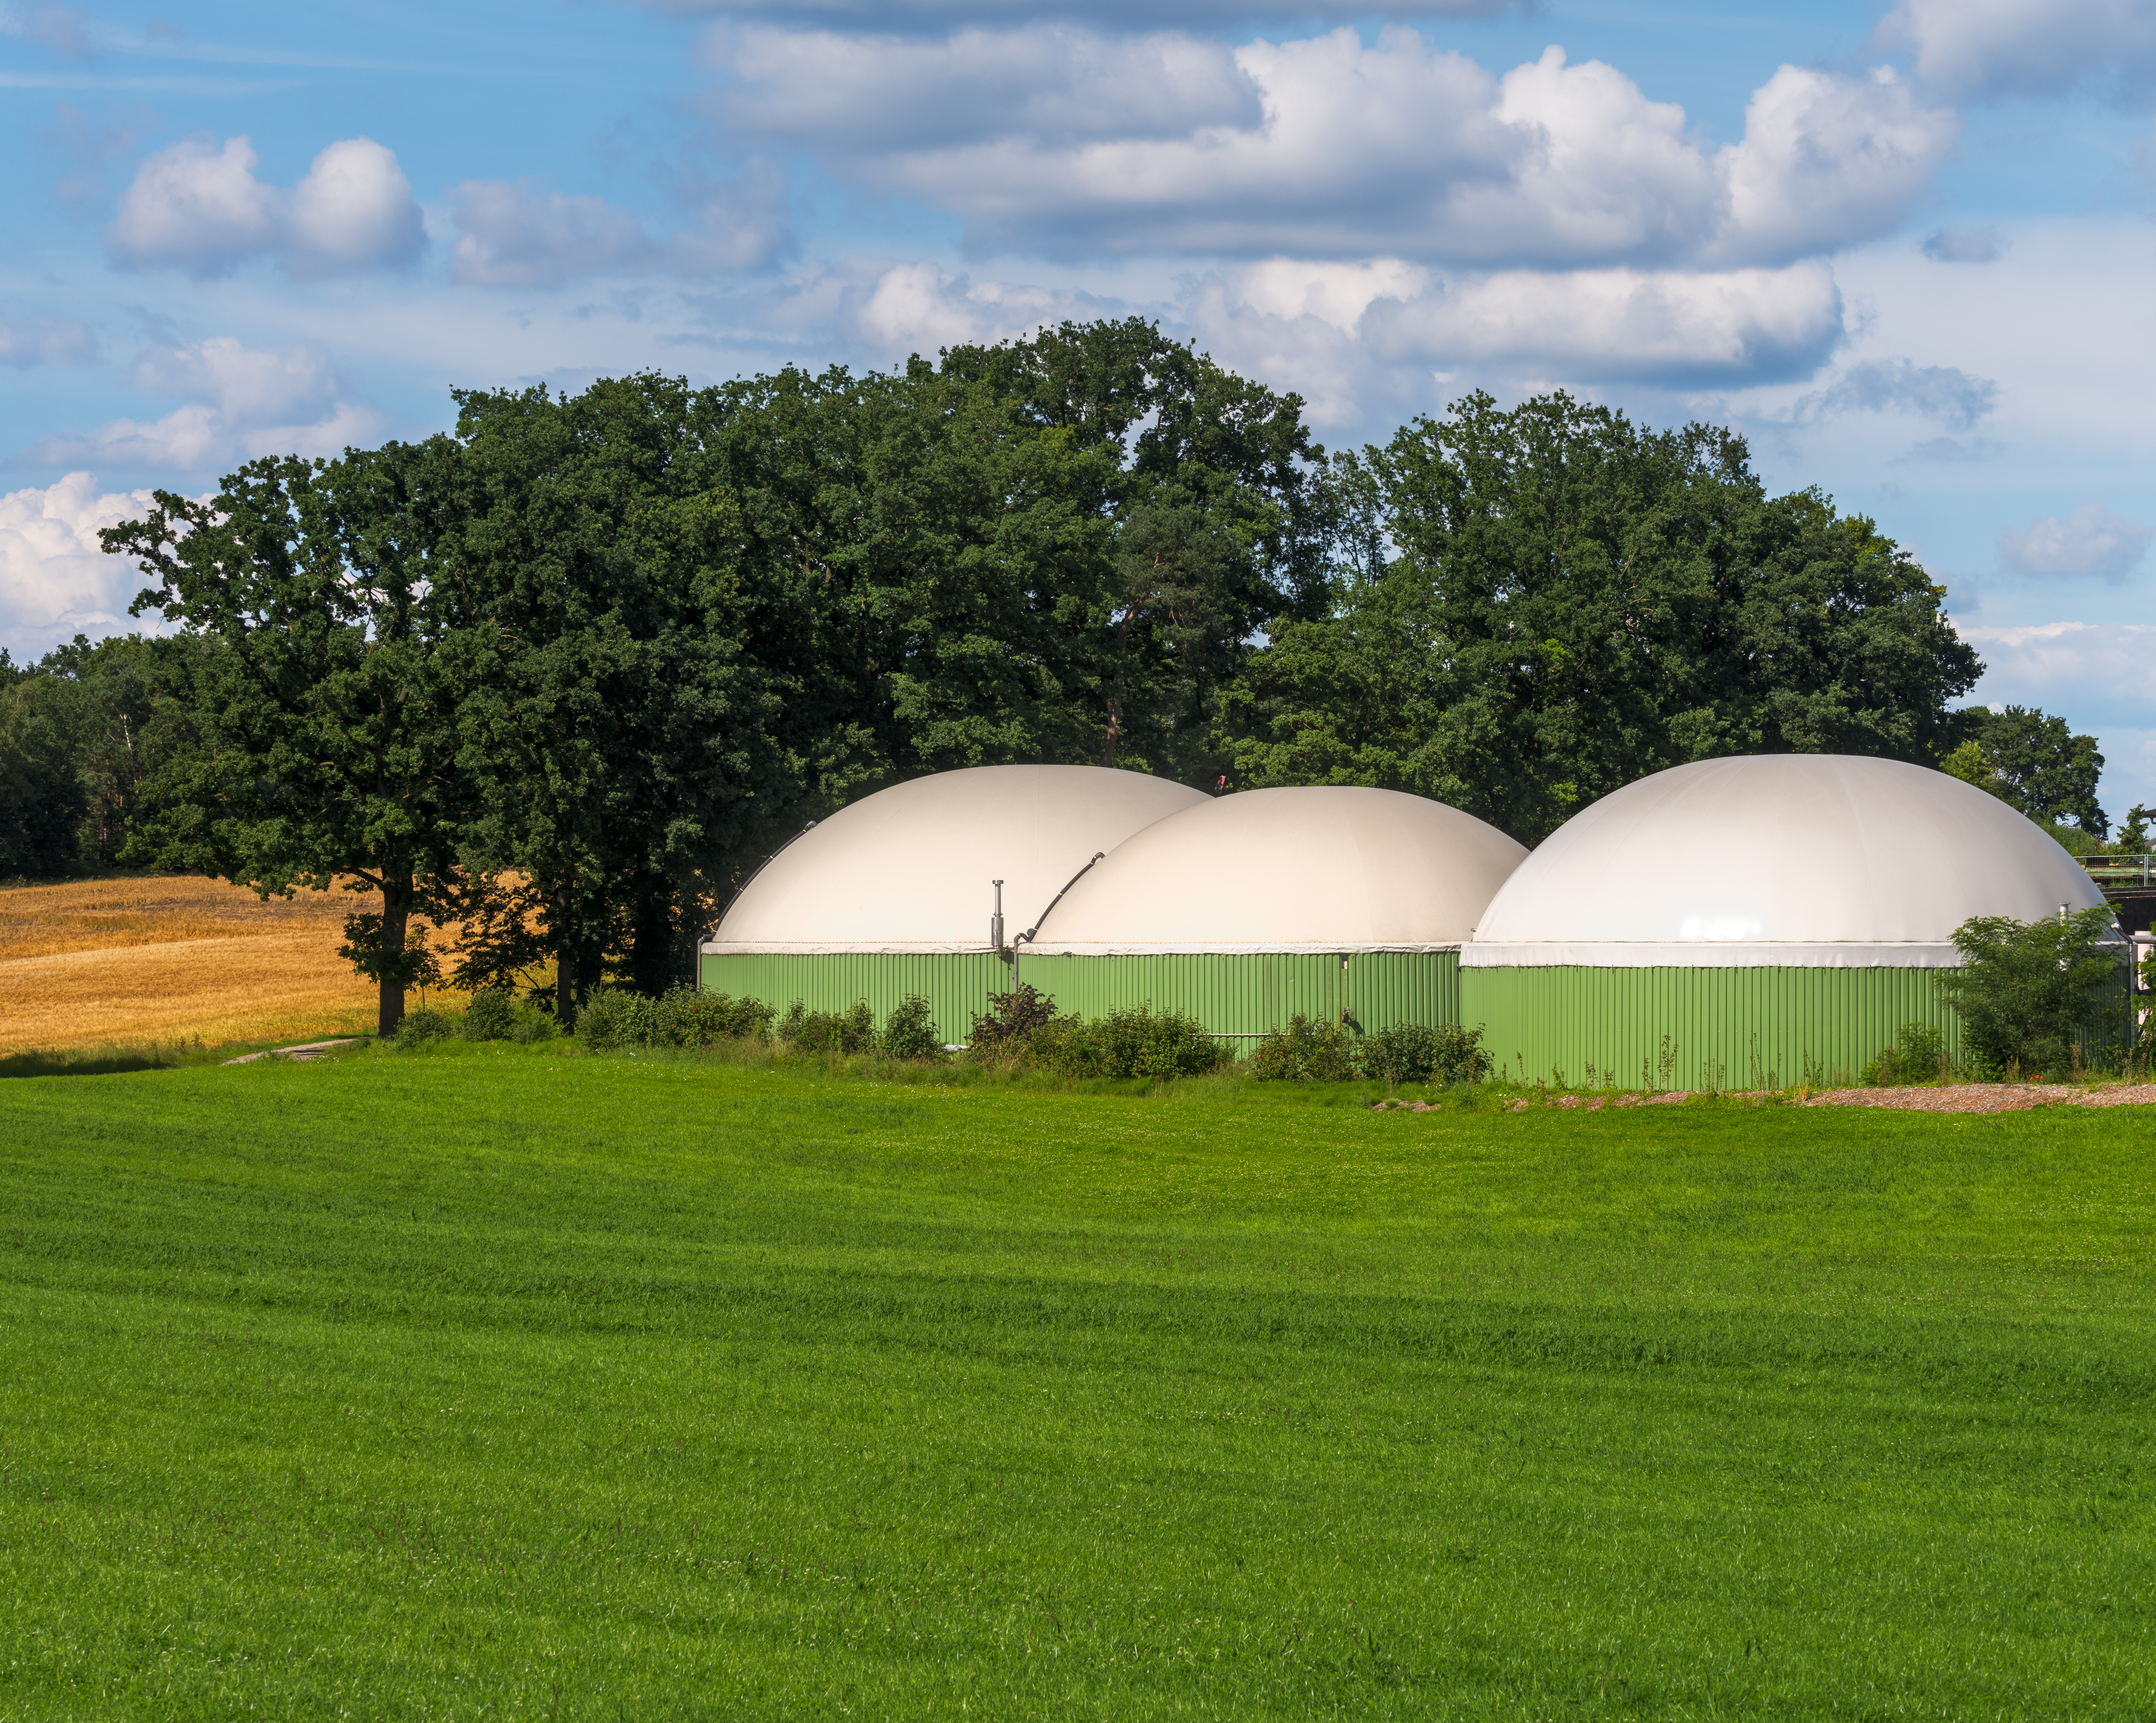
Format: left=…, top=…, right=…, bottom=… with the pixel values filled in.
left=1375, top=1084, right=2156, bottom=1115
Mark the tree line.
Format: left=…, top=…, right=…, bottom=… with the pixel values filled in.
left=0, top=319, right=2119, bottom=1035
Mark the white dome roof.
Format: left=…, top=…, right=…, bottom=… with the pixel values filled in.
left=1465, top=754, right=2110, bottom=969
left=708, top=765, right=1206, bottom=953
left=1027, top=786, right=1528, bottom=953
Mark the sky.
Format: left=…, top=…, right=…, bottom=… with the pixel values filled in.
left=3, top=0, right=2154, bottom=819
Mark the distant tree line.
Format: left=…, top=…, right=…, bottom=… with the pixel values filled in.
left=0, top=320, right=2118, bottom=1034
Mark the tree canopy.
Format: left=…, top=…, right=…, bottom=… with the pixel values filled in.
left=46, top=326, right=2116, bottom=1014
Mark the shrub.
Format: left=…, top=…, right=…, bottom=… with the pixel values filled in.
left=1356, top=1021, right=1491, bottom=1087
left=780, top=1000, right=878, bottom=1056
left=395, top=1007, right=460, bottom=1045
left=1860, top=1021, right=1949, bottom=1087
left=574, top=984, right=777, bottom=1052
left=509, top=1002, right=557, bottom=1045
left=462, top=987, right=517, bottom=1042
left=1252, top=1014, right=1358, bottom=1082
left=969, top=983, right=1061, bottom=1053
left=1032, top=1005, right=1224, bottom=1081
left=1938, top=907, right=2129, bottom=1078
left=880, top=994, right=948, bottom=1062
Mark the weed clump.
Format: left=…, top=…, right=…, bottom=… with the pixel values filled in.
left=1861, top=1021, right=1951, bottom=1087
left=1356, top=1021, right=1491, bottom=1087
left=1252, top=1015, right=1357, bottom=1082
left=575, top=986, right=774, bottom=1052
left=395, top=1007, right=460, bottom=1045
left=462, top=987, right=517, bottom=1042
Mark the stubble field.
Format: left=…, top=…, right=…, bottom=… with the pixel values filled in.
left=0, top=876, right=409, bottom=1054
left=1, top=1044, right=2152, bottom=1719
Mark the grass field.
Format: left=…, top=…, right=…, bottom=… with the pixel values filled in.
left=0, top=875, right=457, bottom=1054
left=2, top=1047, right=2153, bottom=1719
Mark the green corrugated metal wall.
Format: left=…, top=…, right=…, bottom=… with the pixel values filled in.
left=699, top=952, right=1009, bottom=1045
left=1462, top=965, right=1961, bottom=1089
left=700, top=949, right=1460, bottom=1041
left=1015, top=951, right=1458, bottom=1039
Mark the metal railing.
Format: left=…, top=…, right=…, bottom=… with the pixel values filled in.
left=2078, top=854, right=2156, bottom=887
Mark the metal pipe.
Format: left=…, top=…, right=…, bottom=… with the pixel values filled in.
left=990, top=879, right=1004, bottom=952
left=1014, top=852, right=1107, bottom=949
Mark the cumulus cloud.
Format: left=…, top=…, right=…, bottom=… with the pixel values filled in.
left=106, top=133, right=426, bottom=278
left=660, top=0, right=1514, bottom=26
left=0, top=312, right=95, bottom=368
left=1997, top=502, right=2154, bottom=583
left=712, top=28, right=1956, bottom=268
left=1922, top=225, right=2002, bottom=262
left=0, top=473, right=166, bottom=655
left=450, top=168, right=791, bottom=286
left=1877, top=0, right=2156, bottom=102
left=21, top=336, right=382, bottom=475
left=1798, top=357, right=1997, bottom=428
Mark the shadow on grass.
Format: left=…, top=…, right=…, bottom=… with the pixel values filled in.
left=0, top=1035, right=370, bottom=1079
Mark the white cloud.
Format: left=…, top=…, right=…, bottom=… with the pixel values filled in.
left=1877, top=0, right=2156, bottom=102
left=850, top=261, right=1080, bottom=353
left=1997, top=502, right=2154, bottom=582
left=0, top=473, right=165, bottom=654
left=712, top=28, right=1956, bottom=268
left=105, top=133, right=426, bottom=278
left=1798, top=357, right=1997, bottom=427
left=22, top=336, right=381, bottom=475
left=107, top=134, right=280, bottom=277
left=661, top=0, right=1514, bottom=24
left=450, top=171, right=791, bottom=287
left=286, top=138, right=426, bottom=278
left=0, top=312, right=94, bottom=367
left=1364, top=262, right=1844, bottom=384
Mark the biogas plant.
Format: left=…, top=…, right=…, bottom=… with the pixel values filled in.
left=700, top=758, right=2117, bottom=1088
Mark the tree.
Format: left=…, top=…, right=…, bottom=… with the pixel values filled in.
left=448, top=373, right=830, bottom=1020
left=1944, top=704, right=2106, bottom=835
left=1938, top=907, right=2127, bottom=1077
left=938, top=318, right=1335, bottom=780
left=103, top=442, right=473, bottom=1037
left=0, top=677, right=87, bottom=877
left=1223, top=392, right=1982, bottom=843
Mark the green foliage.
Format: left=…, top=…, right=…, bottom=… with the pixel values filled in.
left=1860, top=1021, right=1950, bottom=1087
left=0, top=678, right=87, bottom=877
left=778, top=999, right=879, bottom=1056
left=3, top=1059, right=2154, bottom=1717
left=575, top=984, right=778, bottom=1051
left=1251, top=1014, right=1359, bottom=1081
left=2116, top=803, right=2153, bottom=853
left=393, top=1007, right=460, bottom=1045
left=337, top=909, right=445, bottom=991
left=1948, top=704, right=2108, bottom=836
left=1224, top=392, right=1980, bottom=842
left=1356, top=1020, right=1492, bottom=1087
left=1938, top=908, right=2128, bottom=1078
left=1029, top=1003, right=1225, bottom=1080
left=968, top=982, right=1063, bottom=1053
left=460, top=987, right=517, bottom=1043
left=878, top=993, right=947, bottom=1062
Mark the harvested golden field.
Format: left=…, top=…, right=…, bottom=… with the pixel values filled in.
left=0, top=875, right=445, bottom=1053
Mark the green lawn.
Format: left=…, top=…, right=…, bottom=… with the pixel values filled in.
left=2, top=1047, right=2153, bottom=1720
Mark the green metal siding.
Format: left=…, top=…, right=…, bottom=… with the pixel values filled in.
left=701, top=949, right=1461, bottom=1041
left=699, top=952, right=1010, bottom=1045
left=1462, top=965, right=1962, bottom=1089
left=1016, top=951, right=1458, bottom=1038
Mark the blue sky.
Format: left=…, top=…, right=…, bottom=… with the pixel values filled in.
left=4, top=0, right=2154, bottom=818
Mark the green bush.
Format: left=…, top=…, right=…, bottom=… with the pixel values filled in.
left=462, top=987, right=517, bottom=1042
left=969, top=983, right=1061, bottom=1054
left=1356, top=1021, right=1491, bottom=1087
left=1938, top=908, right=2129, bottom=1078
left=395, top=1007, right=460, bottom=1045
left=509, top=1002, right=558, bottom=1045
left=880, top=994, right=948, bottom=1062
left=1031, top=1005, right=1224, bottom=1081
left=779, top=1000, right=878, bottom=1056
left=1860, top=1021, right=1949, bottom=1087
left=1252, top=1015, right=1358, bottom=1082
left=576, top=984, right=777, bottom=1052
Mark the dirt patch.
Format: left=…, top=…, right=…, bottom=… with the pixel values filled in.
left=1801, top=1083, right=2156, bottom=1113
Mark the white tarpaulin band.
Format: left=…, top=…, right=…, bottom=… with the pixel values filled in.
left=1460, top=941, right=1968, bottom=970
left=1021, top=943, right=1463, bottom=957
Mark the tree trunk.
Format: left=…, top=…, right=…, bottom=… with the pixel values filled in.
left=556, top=929, right=578, bottom=1030
left=378, top=871, right=412, bottom=1040
left=1101, top=611, right=1133, bottom=768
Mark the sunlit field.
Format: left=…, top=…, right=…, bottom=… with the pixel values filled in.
left=0, top=876, right=467, bottom=1054
left=2, top=1046, right=2151, bottom=1719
